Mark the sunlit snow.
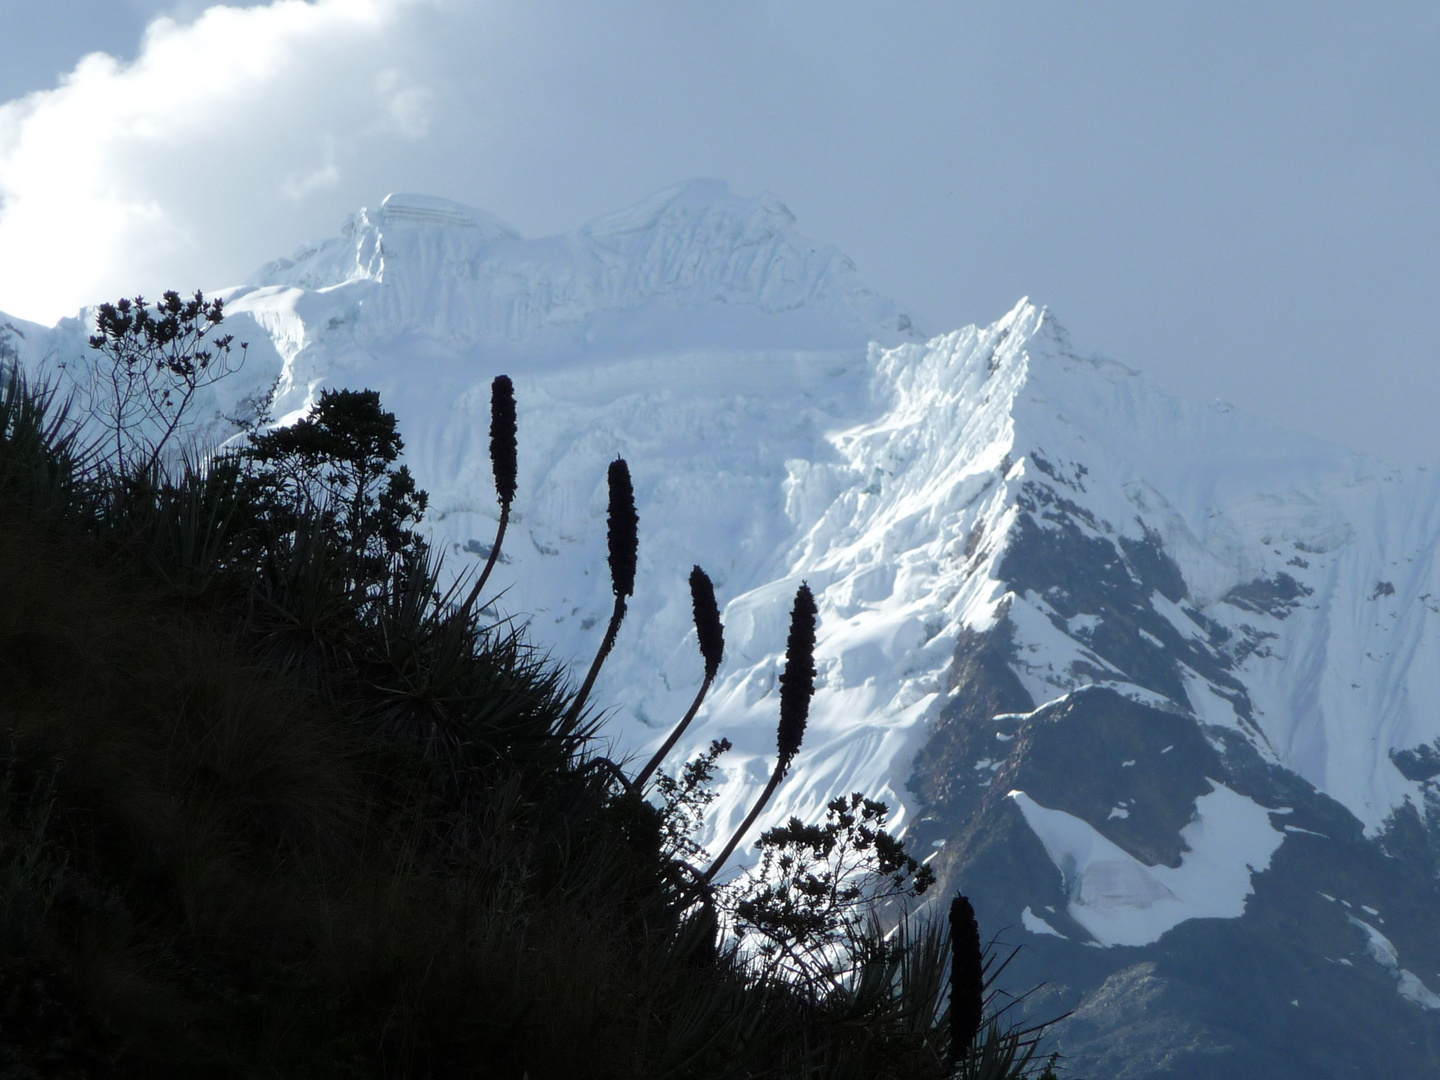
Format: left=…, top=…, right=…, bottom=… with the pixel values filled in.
left=1021, top=906, right=1065, bottom=938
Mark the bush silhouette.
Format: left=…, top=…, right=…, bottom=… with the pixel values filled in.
left=86, top=289, right=248, bottom=473
left=242, top=386, right=428, bottom=592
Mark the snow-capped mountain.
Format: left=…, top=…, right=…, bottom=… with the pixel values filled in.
left=6, top=180, right=1439, bottom=1077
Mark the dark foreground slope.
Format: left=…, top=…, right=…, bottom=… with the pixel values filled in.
left=0, top=430, right=717, bottom=1076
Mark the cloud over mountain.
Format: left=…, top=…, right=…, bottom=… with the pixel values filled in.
left=0, top=0, right=427, bottom=322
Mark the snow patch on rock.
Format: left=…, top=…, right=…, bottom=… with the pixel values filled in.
left=1348, top=915, right=1440, bottom=1011
left=1008, top=782, right=1283, bottom=947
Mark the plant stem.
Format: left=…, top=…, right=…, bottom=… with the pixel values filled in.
left=703, top=762, right=783, bottom=882
left=564, top=594, right=626, bottom=728
left=633, top=674, right=713, bottom=789
left=458, top=502, right=508, bottom=619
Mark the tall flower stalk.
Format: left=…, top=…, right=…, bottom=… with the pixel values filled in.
left=460, top=375, right=517, bottom=618
left=634, top=565, right=724, bottom=789
left=949, top=893, right=984, bottom=1069
left=703, top=582, right=817, bottom=882
left=565, top=458, right=638, bottom=726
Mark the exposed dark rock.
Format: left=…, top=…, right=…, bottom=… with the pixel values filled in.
left=1030, top=451, right=1089, bottom=494
left=1119, top=524, right=1187, bottom=604
left=1000, top=688, right=1218, bottom=867
left=1390, top=740, right=1440, bottom=783
left=1223, top=573, right=1313, bottom=619
left=963, top=521, right=984, bottom=561
left=1014, top=478, right=1105, bottom=533
left=1377, top=798, right=1440, bottom=883
left=941, top=795, right=1085, bottom=944
left=908, top=620, right=1034, bottom=841
left=904, top=493, right=1440, bottom=1079
left=982, top=711, right=1440, bottom=1079
left=460, top=537, right=513, bottom=564
left=1057, top=962, right=1270, bottom=1080
left=997, top=492, right=1257, bottom=724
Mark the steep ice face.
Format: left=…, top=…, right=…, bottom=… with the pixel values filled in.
left=925, top=311, right=1440, bottom=835
left=241, top=180, right=918, bottom=358
left=248, top=192, right=522, bottom=293
left=755, top=300, right=1440, bottom=848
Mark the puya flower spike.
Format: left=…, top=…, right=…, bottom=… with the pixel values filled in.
left=565, top=457, right=639, bottom=726
left=775, top=581, right=818, bottom=774
left=948, top=893, right=984, bottom=1068
left=633, top=565, right=725, bottom=789
left=460, top=375, right=517, bottom=618
left=703, top=582, right=817, bottom=882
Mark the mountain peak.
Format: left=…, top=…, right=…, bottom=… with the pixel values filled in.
left=241, top=181, right=920, bottom=352
left=377, top=193, right=520, bottom=241
left=582, top=178, right=798, bottom=240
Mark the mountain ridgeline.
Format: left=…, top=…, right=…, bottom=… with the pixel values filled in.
left=5, top=180, right=1440, bottom=1077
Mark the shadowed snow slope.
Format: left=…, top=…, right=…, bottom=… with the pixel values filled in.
left=7, top=181, right=1440, bottom=1078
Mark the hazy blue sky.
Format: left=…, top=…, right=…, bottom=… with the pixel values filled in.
left=2, top=1, right=1437, bottom=461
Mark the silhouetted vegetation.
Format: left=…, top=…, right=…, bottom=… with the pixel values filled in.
left=705, top=582, right=818, bottom=883
left=85, top=290, right=248, bottom=473
left=459, top=375, right=515, bottom=617
left=0, top=295, right=1060, bottom=1077
left=634, top=566, right=723, bottom=789
left=566, top=457, right=640, bottom=728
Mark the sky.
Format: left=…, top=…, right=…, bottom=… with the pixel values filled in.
left=1, top=1, right=1438, bottom=462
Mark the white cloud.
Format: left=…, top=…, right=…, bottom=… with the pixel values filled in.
left=281, top=134, right=340, bottom=200
left=0, top=0, right=427, bottom=322
left=374, top=69, right=434, bottom=139
left=2, top=2, right=1439, bottom=463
